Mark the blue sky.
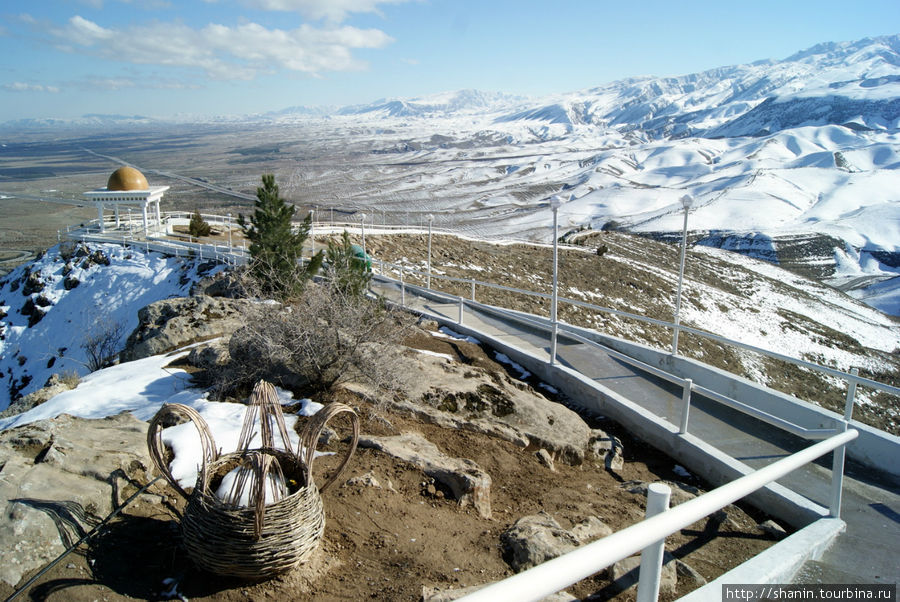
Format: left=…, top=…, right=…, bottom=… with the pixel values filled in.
left=1, top=0, right=898, bottom=121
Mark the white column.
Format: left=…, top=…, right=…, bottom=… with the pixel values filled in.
left=98, top=202, right=106, bottom=233
left=141, top=202, right=149, bottom=237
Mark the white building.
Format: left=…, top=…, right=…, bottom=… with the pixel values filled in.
left=84, top=166, right=170, bottom=236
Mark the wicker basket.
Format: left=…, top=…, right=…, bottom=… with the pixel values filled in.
left=147, top=381, right=359, bottom=579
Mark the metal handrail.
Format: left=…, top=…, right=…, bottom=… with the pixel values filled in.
left=458, top=428, right=859, bottom=602
left=373, top=256, right=899, bottom=400
left=377, top=274, right=838, bottom=441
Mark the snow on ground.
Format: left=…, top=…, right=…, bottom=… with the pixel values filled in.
left=0, top=347, right=323, bottom=490
left=0, top=242, right=223, bottom=410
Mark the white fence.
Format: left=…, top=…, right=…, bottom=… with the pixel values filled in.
left=457, top=428, right=858, bottom=602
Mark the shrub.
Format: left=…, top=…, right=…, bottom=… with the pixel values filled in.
left=213, top=281, right=411, bottom=398
left=81, top=319, right=126, bottom=372
left=325, top=230, right=371, bottom=298
left=189, top=209, right=212, bottom=238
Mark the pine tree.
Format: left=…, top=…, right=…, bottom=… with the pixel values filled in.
left=188, top=209, right=211, bottom=237
left=238, top=174, right=322, bottom=299
left=326, top=230, right=372, bottom=298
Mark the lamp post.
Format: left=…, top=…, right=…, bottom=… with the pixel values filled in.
left=360, top=213, right=367, bottom=257
left=550, top=196, right=563, bottom=366
left=227, top=212, right=232, bottom=251
left=310, top=207, right=315, bottom=257
left=426, top=214, right=434, bottom=289
left=671, top=194, right=694, bottom=355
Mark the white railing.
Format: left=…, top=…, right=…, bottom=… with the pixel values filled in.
left=457, top=427, right=858, bottom=602
left=62, top=216, right=899, bottom=425
left=370, top=255, right=900, bottom=424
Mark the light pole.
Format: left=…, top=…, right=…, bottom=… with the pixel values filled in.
left=671, top=194, right=694, bottom=355
left=310, top=207, right=315, bottom=257
left=426, top=214, right=434, bottom=289
left=550, top=196, right=563, bottom=365
left=360, top=213, right=367, bottom=257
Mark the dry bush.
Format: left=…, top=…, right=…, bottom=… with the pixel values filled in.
left=211, top=280, right=413, bottom=400
left=81, top=319, right=126, bottom=372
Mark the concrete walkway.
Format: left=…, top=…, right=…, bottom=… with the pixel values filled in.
left=370, top=276, right=900, bottom=588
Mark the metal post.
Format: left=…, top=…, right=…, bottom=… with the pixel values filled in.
left=830, top=420, right=849, bottom=518
left=470, top=278, right=476, bottom=301
left=679, top=378, right=693, bottom=434
left=400, top=267, right=406, bottom=306
left=360, top=213, right=367, bottom=257
left=427, top=214, right=434, bottom=289
left=310, top=208, right=315, bottom=257
left=549, top=197, right=562, bottom=365
left=844, top=367, right=859, bottom=421
left=636, top=483, right=672, bottom=602
left=227, top=212, right=233, bottom=252
left=671, top=194, right=693, bottom=355
left=459, top=297, right=464, bottom=325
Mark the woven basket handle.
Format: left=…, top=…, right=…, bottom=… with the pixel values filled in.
left=147, top=403, right=219, bottom=500
left=299, top=402, right=359, bottom=494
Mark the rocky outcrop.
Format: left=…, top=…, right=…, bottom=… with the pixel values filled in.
left=500, top=512, right=613, bottom=572
left=358, top=431, right=492, bottom=519
left=0, top=413, right=154, bottom=587
left=120, top=296, right=256, bottom=362
left=353, top=350, right=595, bottom=465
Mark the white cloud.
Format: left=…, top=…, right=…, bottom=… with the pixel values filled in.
left=242, top=0, right=415, bottom=22
left=50, top=15, right=394, bottom=80
left=3, top=82, right=61, bottom=93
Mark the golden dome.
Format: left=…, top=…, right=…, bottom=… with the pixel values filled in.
left=107, top=166, right=148, bottom=191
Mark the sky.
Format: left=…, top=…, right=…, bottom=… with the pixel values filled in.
left=1, top=0, right=899, bottom=121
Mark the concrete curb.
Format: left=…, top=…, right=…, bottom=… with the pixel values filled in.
left=676, top=518, right=846, bottom=601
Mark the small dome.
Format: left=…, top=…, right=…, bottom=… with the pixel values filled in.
left=107, top=166, right=148, bottom=191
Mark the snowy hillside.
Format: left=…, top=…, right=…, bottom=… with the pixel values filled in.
left=0, top=243, right=222, bottom=410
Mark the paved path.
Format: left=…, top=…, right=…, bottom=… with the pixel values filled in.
left=370, top=276, right=900, bottom=587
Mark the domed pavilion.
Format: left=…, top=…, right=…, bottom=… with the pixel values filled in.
left=84, top=166, right=170, bottom=235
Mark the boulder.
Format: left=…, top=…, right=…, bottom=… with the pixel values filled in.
left=0, top=413, right=153, bottom=587
left=358, top=350, right=594, bottom=465
left=500, top=513, right=580, bottom=572
left=120, top=296, right=256, bottom=362
left=500, top=513, right=614, bottom=573
left=607, top=552, right=677, bottom=595
left=358, top=432, right=492, bottom=518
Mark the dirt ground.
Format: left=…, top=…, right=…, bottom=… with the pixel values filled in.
left=0, top=330, right=781, bottom=602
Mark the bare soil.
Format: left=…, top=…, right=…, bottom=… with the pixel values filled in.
left=0, top=330, right=780, bottom=602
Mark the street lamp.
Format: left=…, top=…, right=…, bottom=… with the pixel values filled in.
left=426, top=214, right=434, bottom=289
left=671, top=194, right=694, bottom=355
left=550, top=195, right=563, bottom=365
left=360, top=213, right=367, bottom=257
left=310, top=207, right=315, bottom=257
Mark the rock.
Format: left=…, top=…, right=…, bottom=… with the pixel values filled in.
left=63, top=276, right=80, bottom=290
left=358, top=432, right=492, bottom=518
left=500, top=513, right=580, bottom=572
left=535, top=448, right=555, bottom=471
left=356, top=351, right=594, bottom=465
left=675, top=559, right=708, bottom=586
left=0, top=373, right=79, bottom=419
left=0, top=413, right=153, bottom=587
left=120, top=296, right=257, bottom=362
left=607, top=552, right=677, bottom=595
left=590, top=429, right=624, bottom=472
left=346, top=471, right=385, bottom=489
left=757, top=519, right=788, bottom=539
left=192, top=271, right=247, bottom=298
left=570, top=516, right=613, bottom=543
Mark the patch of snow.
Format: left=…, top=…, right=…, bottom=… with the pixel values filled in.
left=494, top=352, right=531, bottom=379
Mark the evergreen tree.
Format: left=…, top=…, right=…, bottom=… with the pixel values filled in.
left=188, top=209, right=211, bottom=237
left=326, top=230, right=372, bottom=298
left=238, top=174, right=322, bottom=299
